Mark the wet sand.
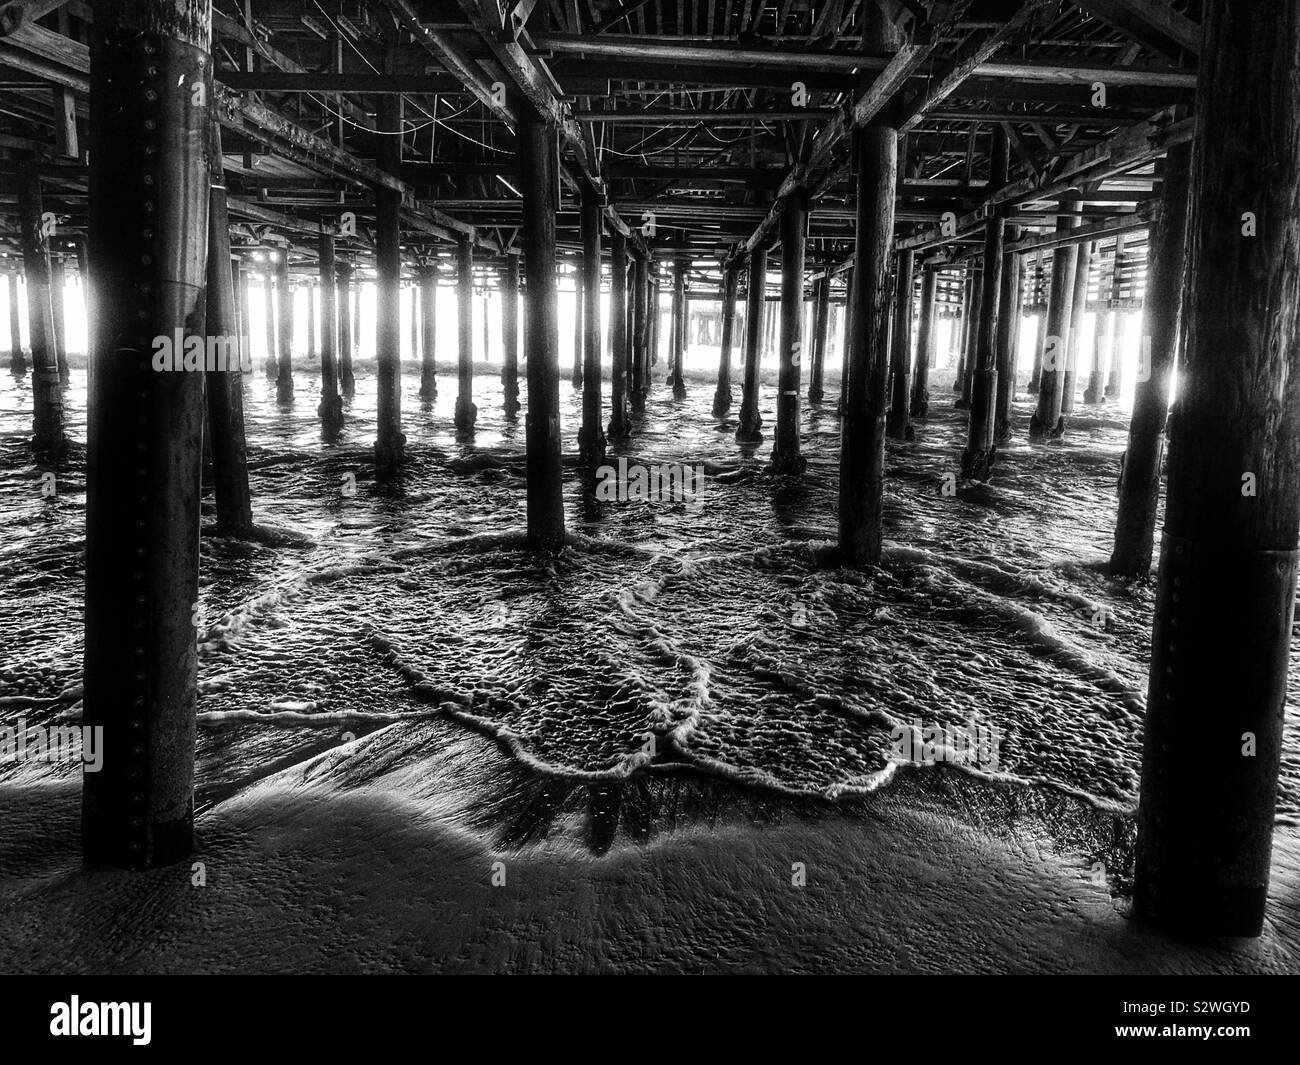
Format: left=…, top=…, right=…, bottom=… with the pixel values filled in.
left=3, top=717, right=1297, bottom=974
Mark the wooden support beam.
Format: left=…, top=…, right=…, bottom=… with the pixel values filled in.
left=838, top=4, right=898, bottom=566
left=807, top=273, right=831, bottom=404
left=1028, top=205, right=1080, bottom=440
left=318, top=229, right=344, bottom=438
left=578, top=191, right=605, bottom=462
left=736, top=248, right=766, bottom=443
left=205, top=118, right=256, bottom=532
left=1134, top=0, right=1298, bottom=939
left=374, top=93, right=406, bottom=474
left=337, top=260, right=355, bottom=396
left=17, top=157, right=63, bottom=453
left=771, top=189, right=808, bottom=474
left=886, top=247, right=915, bottom=440
left=992, top=226, right=1023, bottom=443
left=1072, top=0, right=1201, bottom=60
left=454, top=232, right=478, bottom=430
left=501, top=255, right=521, bottom=417
left=909, top=266, right=936, bottom=417
left=608, top=231, right=630, bottom=437
left=82, top=0, right=209, bottom=871
left=669, top=258, right=687, bottom=399
left=520, top=117, right=565, bottom=549
left=419, top=264, right=438, bottom=404
left=712, top=261, right=738, bottom=416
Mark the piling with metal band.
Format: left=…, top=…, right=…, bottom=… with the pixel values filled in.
left=374, top=93, right=405, bottom=474
left=1061, top=239, right=1092, bottom=417
left=520, top=118, right=565, bottom=550
left=204, top=117, right=254, bottom=531
left=1110, top=145, right=1191, bottom=579
left=909, top=266, right=935, bottom=418
left=736, top=248, right=766, bottom=444
left=317, top=229, right=343, bottom=440
left=274, top=245, right=293, bottom=403
left=1028, top=205, right=1080, bottom=441
left=807, top=273, right=830, bottom=405
left=838, top=2, right=896, bottom=566
left=608, top=229, right=630, bottom=439
left=82, top=0, right=211, bottom=869
left=17, top=159, right=64, bottom=455
left=993, top=227, right=1023, bottom=445
left=886, top=248, right=915, bottom=440
left=337, top=260, right=355, bottom=397
left=453, top=232, right=477, bottom=430
left=502, top=255, right=520, bottom=418
left=418, top=263, right=437, bottom=404
left=712, top=262, right=738, bottom=417
left=1134, top=0, right=1299, bottom=938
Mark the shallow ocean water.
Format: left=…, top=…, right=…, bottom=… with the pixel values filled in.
left=2, top=346, right=1298, bottom=840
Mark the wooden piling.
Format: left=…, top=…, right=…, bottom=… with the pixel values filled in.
left=1110, top=146, right=1191, bottom=578
left=1134, top=0, right=1299, bottom=938
left=204, top=118, right=254, bottom=531
left=6, top=271, right=26, bottom=376
left=453, top=232, right=477, bottom=430
left=262, top=263, right=276, bottom=380
left=49, top=255, right=68, bottom=384
left=374, top=94, right=405, bottom=474
left=274, top=246, right=293, bottom=404
left=520, top=118, right=565, bottom=549
left=419, top=264, right=437, bottom=404
left=886, top=248, right=915, bottom=440
left=317, top=230, right=343, bottom=440
left=1061, top=239, right=1092, bottom=417
left=669, top=259, right=687, bottom=399
left=736, top=248, right=766, bottom=443
left=961, top=127, right=1009, bottom=477
left=993, top=229, right=1023, bottom=444
left=17, top=159, right=64, bottom=456
left=502, top=254, right=521, bottom=419
left=608, top=230, right=630, bottom=438
left=578, top=191, right=605, bottom=463
left=571, top=258, right=584, bottom=389
left=910, top=267, right=935, bottom=419
left=337, top=261, right=355, bottom=397
left=712, top=262, right=738, bottom=416
left=1029, top=205, right=1080, bottom=441
left=631, top=255, right=648, bottom=414
left=772, top=191, right=808, bottom=474
left=82, top=0, right=211, bottom=869
left=807, top=273, right=830, bottom=404
left=837, top=4, right=896, bottom=566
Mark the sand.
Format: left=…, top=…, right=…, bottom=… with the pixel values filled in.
left=2, top=718, right=1297, bottom=974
